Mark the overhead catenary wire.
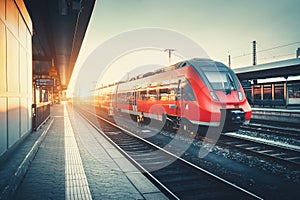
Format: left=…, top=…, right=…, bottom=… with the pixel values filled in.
left=256, top=41, right=300, bottom=53
left=256, top=42, right=275, bottom=58
left=231, top=41, right=300, bottom=60
left=259, top=53, right=295, bottom=61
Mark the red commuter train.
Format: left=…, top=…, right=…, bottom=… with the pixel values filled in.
left=95, top=58, right=252, bottom=133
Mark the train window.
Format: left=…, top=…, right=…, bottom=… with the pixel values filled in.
left=159, top=88, right=170, bottom=101
left=117, top=92, right=128, bottom=104
left=182, top=79, right=196, bottom=101
left=191, top=62, right=240, bottom=91
left=128, top=94, right=134, bottom=105
left=148, top=89, right=157, bottom=101
left=201, top=67, right=239, bottom=92
left=159, top=87, right=177, bottom=101
left=139, top=90, right=147, bottom=100
left=160, top=93, right=168, bottom=101
left=169, top=90, right=176, bottom=101
left=204, top=71, right=238, bottom=91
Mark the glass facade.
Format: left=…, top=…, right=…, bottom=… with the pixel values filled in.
left=243, top=81, right=300, bottom=107
left=288, top=82, right=300, bottom=105
left=253, top=85, right=261, bottom=100
left=263, top=84, right=272, bottom=100
left=274, top=84, right=284, bottom=100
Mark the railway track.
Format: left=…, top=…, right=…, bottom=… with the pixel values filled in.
left=74, top=106, right=262, bottom=200
left=219, top=132, right=300, bottom=168
left=240, top=122, right=300, bottom=141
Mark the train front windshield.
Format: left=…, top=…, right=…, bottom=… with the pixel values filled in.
left=192, top=61, right=240, bottom=91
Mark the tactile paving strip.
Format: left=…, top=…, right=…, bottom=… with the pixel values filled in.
left=64, top=105, right=92, bottom=200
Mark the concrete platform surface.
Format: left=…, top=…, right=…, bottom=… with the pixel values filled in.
left=251, top=107, right=300, bottom=124
left=0, top=103, right=166, bottom=200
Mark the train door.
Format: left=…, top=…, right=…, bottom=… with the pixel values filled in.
left=176, top=79, right=183, bottom=116
left=132, top=90, right=138, bottom=113
left=108, top=93, right=114, bottom=116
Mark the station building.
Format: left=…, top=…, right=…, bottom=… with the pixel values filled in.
left=0, top=0, right=33, bottom=156
left=234, top=58, right=300, bottom=107
left=0, top=0, right=94, bottom=158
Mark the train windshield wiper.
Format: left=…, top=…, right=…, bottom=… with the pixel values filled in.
left=224, top=74, right=235, bottom=94
left=227, top=74, right=236, bottom=90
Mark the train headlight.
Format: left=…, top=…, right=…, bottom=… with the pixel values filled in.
left=238, top=91, right=243, bottom=101
left=210, top=91, right=219, bottom=101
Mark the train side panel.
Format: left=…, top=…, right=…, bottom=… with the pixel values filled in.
left=95, top=58, right=252, bottom=132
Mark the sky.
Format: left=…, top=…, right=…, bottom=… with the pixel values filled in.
left=68, top=0, right=300, bottom=96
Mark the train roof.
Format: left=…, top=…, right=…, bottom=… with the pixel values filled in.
left=187, top=58, right=227, bottom=68
left=96, top=58, right=224, bottom=90
left=133, top=58, right=225, bottom=79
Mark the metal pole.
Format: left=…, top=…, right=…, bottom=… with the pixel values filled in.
left=32, top=82, right=37, bottom=130
left=284, top=76, right=288, bottom=108
left=165, top=49, right=175, bottom=65
left=253, top=41, right=257, bottom=65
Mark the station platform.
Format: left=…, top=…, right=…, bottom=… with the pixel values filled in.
left=251, top=107, right=300, bottom=124
left=0, top=103, right=166, bottom=200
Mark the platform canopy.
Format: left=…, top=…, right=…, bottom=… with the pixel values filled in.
left=24, top=0, right=96, bottom=90
left=234, top=58, right=300, bottom=81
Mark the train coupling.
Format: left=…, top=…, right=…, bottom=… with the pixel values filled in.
left=220, top=109, right=246, bottom=132
left=229, top=110, right=245, bottom=123
left=221, top=109, right=245, bottom=124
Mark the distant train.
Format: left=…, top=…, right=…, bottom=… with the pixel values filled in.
left=95, top=58, right=252, bottom=133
